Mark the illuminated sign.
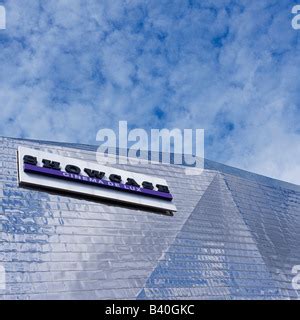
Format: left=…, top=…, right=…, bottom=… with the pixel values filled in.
left=18, top=147, right=176, bottom=212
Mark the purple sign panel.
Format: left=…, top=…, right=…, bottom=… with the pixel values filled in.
left=23, top=164, right=173, bottom=201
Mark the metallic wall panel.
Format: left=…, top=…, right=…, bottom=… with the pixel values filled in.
left=0, top=137, right=300, bottom=300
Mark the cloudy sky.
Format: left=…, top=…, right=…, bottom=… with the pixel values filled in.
left=0, top=0, right=299, bottom=184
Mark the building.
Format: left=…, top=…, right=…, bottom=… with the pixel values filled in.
left=0, top=136, right=300, bottom=300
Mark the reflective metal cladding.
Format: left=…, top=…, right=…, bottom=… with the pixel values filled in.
left=0, top=137, right=300, bottom=300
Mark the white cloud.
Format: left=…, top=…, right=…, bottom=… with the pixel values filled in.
left=0, top=0, right=299, bottom=184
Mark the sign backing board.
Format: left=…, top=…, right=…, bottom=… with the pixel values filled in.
left=17, top=147, right=177, bottom=212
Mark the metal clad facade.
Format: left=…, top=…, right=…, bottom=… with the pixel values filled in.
left=0, top=137, right=300, bottom=299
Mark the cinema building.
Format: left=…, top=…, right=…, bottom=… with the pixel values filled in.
left=0, top=136, right=299, bottom=300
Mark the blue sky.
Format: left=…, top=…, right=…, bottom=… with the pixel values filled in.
left=0, top=0, right=299, bottom=184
